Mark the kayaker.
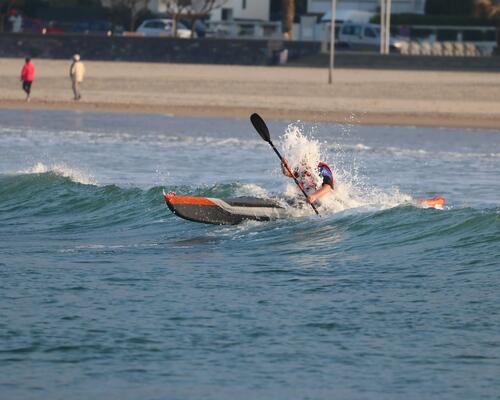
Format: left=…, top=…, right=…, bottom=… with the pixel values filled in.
left=281, top=159, right=334, bottom=204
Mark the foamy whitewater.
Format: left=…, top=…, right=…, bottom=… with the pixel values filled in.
left=278, top=123, right=413, bottom=214
left=1, top=109, right=499, bottom=400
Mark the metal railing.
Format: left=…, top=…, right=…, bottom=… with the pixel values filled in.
left=204, top=20, right=282, bottom=39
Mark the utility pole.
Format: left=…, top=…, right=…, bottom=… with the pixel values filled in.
left=380, top=0, right=385, bottom=54
left=385, top=0, right=392, bottom=54
left=328, top=0, right=337, bottom=84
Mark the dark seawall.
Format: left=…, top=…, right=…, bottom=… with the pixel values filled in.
left=1, top=33, right=499, bottom=71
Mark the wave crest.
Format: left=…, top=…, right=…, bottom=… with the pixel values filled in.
left=19, top=163, right=97, bottom=186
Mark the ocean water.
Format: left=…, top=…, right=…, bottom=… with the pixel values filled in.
left=0, top=109, right=499, bottom=400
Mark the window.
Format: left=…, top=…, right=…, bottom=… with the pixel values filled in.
left=342, top=25, right=362, bottom=36
left=221, top=8, right=233, bottom=21
left=341, top=25, right=353, bottom=35
left=242, top=0, right=246, bottom=9
left=364, top=27, right=377, bottom=38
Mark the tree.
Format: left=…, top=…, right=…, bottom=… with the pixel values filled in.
left=474, top=0, right=500, bottom=50
left=161, top=0, right=227, bottom=37
left=425, top=0, right=475, bottom=15
left=475, top=0, right=500, bottom=16
left=281, top=0, right=294, bottom=39
left=108, top=0, right=150, bottom=31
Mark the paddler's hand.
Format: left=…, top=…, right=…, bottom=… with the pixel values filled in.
left=166, top=191, right=176, bottom=196
left=281, top=159, right=293, bottom=177
left=307, top=194, right=317, bottom=204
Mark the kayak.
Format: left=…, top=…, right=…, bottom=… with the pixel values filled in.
left=164, top=193, right=291, bottom=225
left=164, top=192, right=446, bottom=225
left=417, top=196, right=446, bottom=209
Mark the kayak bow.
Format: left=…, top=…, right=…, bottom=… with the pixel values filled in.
left=164, top=193, right=290, bottom=225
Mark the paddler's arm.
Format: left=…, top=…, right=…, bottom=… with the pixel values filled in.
left=307, top=184, right=332, bottom=204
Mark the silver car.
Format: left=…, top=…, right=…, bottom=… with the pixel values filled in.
left=136, top=19, right=192, bottom=38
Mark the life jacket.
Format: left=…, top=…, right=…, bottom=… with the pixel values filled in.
left=318, top=162, right=334, bottom=190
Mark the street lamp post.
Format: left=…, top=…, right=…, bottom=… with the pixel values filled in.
left=380, top=0, right=392, bottom=54
left=385, top=0, right=392, bottom=54
left=328, top=0, right=337, bottom=84
left=380, top=0, right=385, bottom=54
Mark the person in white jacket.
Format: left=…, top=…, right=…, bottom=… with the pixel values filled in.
left=69, top=54, right=85, bottom=100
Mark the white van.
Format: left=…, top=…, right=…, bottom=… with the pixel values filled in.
left=338, top=22, right=406, bottom=51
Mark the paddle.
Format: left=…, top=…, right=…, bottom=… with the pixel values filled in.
left=250, top=113, right=319, bottom=215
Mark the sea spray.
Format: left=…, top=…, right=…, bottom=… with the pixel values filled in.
left=234, top=183, right=269, bottom=199
left=277, top=123, right=413, bottom=214
left=278, top=123, right=323, bottom=200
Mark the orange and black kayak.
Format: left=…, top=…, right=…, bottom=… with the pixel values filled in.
left=164, top=193, right=291, bottom=225
left=164, top=192, right=446, bottom=225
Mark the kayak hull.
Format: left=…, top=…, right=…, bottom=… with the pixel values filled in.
left=164, top=194, right=290, bottom=225
left=164, top=194, right=446, bottom=225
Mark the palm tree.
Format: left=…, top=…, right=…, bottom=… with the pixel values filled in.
left=281, top=0, right=294, bottom=40
left=475, top=0, right=500, bottom=52
left=475, top=0, right=500, bottom=18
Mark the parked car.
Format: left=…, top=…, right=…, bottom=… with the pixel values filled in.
left=136, top=19, right=191, bottom=38
left=21, top=17, right=44, bottom=33
left=180, top=19, right=207, bottom=38
left=338, top=22, right=407, bottom=52
left=72, top=20, right=113, bottom=35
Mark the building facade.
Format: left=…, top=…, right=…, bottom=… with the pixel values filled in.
left=102, top=0, right=271, bottom=22
left=210, top=0, right=271, bottom=21
left=308, top=0, right=426, bottom=15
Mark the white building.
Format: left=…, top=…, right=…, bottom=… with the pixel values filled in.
left=149, top=0, right=167, bottom=13
left=101, top=0, right=270, bottom=21
left=308, top=0, right=426, bottom=15
left=100, top=0, right=166, bottom=12
left=210, top=0, right=271, bottom=21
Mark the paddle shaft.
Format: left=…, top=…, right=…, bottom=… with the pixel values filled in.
left=268, top=140, right=320, bottom=215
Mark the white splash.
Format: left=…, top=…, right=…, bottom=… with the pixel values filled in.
left=278, top=124, right=323, bottom=199
left=277, top=123, right=413, bottom=214
left=20, top=162, right=97, bottom=185
left=279, top=124, right=323, bottom=174
left=235, top=183, right=269, bottom=198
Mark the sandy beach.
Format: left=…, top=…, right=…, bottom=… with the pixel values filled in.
left=1, top=57, right=500, bottom=129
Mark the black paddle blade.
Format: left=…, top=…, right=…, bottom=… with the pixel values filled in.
left=250, top=113, right=270, bottom=142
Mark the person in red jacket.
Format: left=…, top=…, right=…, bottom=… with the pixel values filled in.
left=20, top=57, right=35, bottom=101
